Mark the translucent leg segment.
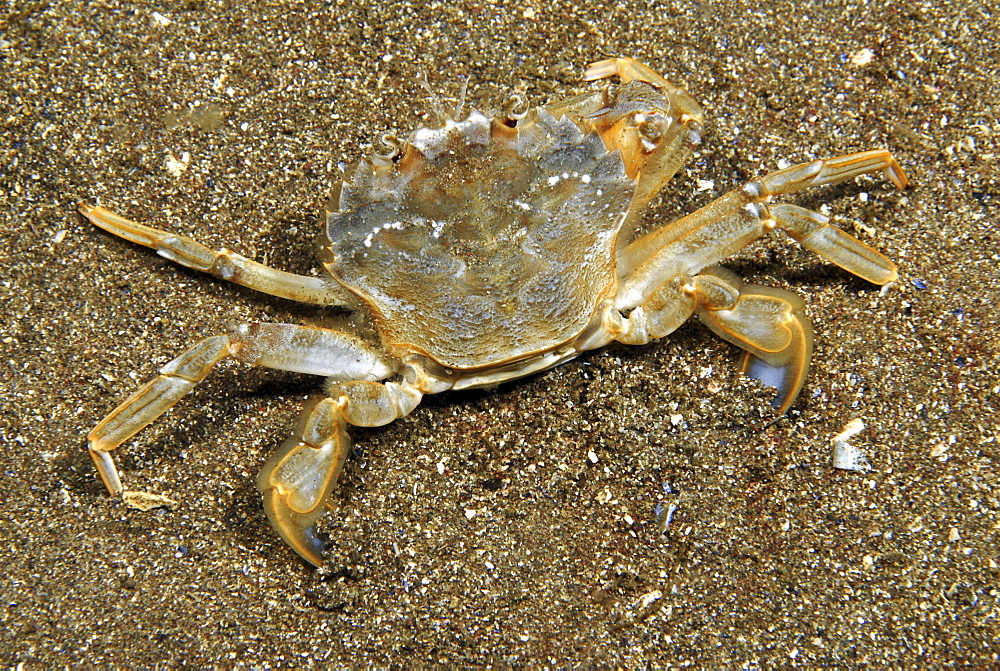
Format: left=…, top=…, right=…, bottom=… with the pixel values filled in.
left=80, top=202, right=355, bottom=307
left=618, top=150, right=908, bottom=304
left=88, top=335, right=233, bottom=495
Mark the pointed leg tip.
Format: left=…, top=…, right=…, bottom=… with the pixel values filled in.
left=89, top=447, right=124, bottom=495
left=582, top=58, right=621, bottom=81
left=888, top=161, right=910, bottom=190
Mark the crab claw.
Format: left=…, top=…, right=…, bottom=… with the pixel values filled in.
left=583, top=57, right=671, bottom=88
left=257, top=397, right=351, bottom=567
left=260, top=487, right=330, bottom=567
left=736, top=303, right=814, bottom=414
left=694, top=269, right=815, bottom=414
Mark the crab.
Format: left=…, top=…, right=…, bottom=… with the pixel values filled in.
left=81, top=57, right=907, bottom=567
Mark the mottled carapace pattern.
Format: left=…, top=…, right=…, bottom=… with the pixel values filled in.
left=324, top=108, right=635, bottom=368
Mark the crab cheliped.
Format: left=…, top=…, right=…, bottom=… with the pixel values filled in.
left=82, top=58, right=907, bottom=566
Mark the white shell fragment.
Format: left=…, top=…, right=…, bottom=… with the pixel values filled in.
left=930, top=441, right=950, bottom=457
left=636, top=589, right=663, bottom=610
left=164, top=152, right=190, bottom=177
left=150, top=11, right=172, bottom=27
left=833, top=442, right=871, bottom=471
left=655, top=501, right=678, bottom=534
left=831, top=418, right=871, bottom=471
left=849, top=48, right=876, bottom=67
left=122, top=490, right=178, bottom=511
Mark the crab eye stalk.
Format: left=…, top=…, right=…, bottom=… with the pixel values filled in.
left=502, top=94, right=528, bottom=127
left=373, top=134, right=403, bottom=166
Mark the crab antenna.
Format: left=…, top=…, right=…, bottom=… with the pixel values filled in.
left=453, top=76, right=469, bottom=121
left=418, top=74, right=446, bottom=126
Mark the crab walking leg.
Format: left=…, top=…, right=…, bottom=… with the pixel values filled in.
left=258, top=379, right=424, bottom=566
left=583, top=57, right=706, bottom=121
left=88, top=323, right=395, bottom=496
left=89, top=335, right=232, bottom=495
left=770, top=204, right=897, bottom=285
left=622, top=114, right=703, bottom=235
left=575, top=58, right=707, bottom=234
left=613, top=268, right=813, bottom=412
left=618, top=150, right=908, bottom=305
left=79, top=203, right=355, bottom=307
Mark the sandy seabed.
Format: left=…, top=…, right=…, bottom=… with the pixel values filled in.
left=2, top=0, right=997, bottom=666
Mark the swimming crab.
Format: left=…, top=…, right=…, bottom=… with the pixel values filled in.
left=81, top=58, right=907, bottom=566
